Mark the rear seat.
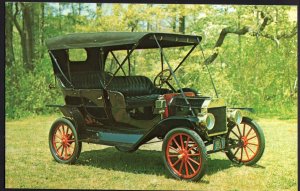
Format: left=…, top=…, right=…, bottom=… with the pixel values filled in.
left=71, top=71, right=106, bottom=89
left=56, top=71, right=107, bottom=89
left=57, top=72, right=170, bottom=107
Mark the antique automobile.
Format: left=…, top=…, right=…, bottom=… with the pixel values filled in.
left=46, top=32, right=265, bottom=181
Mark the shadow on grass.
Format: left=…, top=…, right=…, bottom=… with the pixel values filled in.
left=77, top=147, right=235, bottom=179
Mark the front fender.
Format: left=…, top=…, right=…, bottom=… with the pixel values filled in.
left=150, top=116, right=202, bottom=139
left=131, top=116, right=205, bottom=151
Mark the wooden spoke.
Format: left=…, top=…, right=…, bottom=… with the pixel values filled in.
left=245, top=128, right=252, bottom=138
left=244, top=147, right=250, bottom=160
left=185, top=136, right=190, bottom=150
left=60, top=146, right=64, bottom=157
left=169, top=154, right=180, bottom=157
left=169, top=146, right=179, bottom=153
left=55, top=134, right=62, bottom=140
left=231, top=130, right=240, bottom=139
left=172, top=138, right=182, bottom=150
left=247, top=135, right=257, bottom=141
left=188, top=157, right=200, bottom=166
left=187, top=160, right=196, bottom=173
left=61, top=125, right=65, bottom=135
left=240, top=147, right=243, bottom=161
left=172, top=158, right=182, bottom=167
left=233, top=147, right=240, bottom=157
left=248, top=142, right=258, bottom=146
left=185, top=161, right=189, bottom=176
left=179, top=160, right=184, bottom=175
left=188, top=153, right=200, bottom=157
left=246, top=145, right=255, bottom=154
left=236, top=125, right=242, bottom=137
left=180, top=134, right=185, bottom=149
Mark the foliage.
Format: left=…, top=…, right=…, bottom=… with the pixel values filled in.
left=5, top=3, right=297, bottom=119
left=5, top=56, right=63, bottom=119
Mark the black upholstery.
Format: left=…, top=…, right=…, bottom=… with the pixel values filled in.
left=125, top=94, right=161, bottom=107
left=107, top=76, right=170, bottom=107
left=57, top=71, right=108, bottom=89
left=71, top=72, right=105, bottom=89
left=57, top=71, right=170, bottom=107
left=107, top=76, right=168, bottom=96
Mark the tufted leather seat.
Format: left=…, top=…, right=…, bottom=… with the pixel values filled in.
left=57, top=72, right=170, bottom=107
left=71, top=71, right=106, bottom=89
left=107, top=76, right=170, bottom=107
left=107, top=76, right=162, bottom=96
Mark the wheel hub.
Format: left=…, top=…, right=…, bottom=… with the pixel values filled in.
left=62, top=135, right=69, bottom=147
left=178, top=149, right=188, bottom=161
left=241, top=136, right=248, bottom=147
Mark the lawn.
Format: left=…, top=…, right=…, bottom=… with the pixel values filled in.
left=5, top=115, right=297, bottom=190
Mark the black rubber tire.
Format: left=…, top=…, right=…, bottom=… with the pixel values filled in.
left=162, top=128, right=207, bottom=181
left=49, top=117, right=82, bottom=164
left=225, top=117, right=265, bottom=166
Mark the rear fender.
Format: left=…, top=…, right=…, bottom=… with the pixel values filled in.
left=47, top=105, right=85, bottom=131
left=59, top=106, right=85, bottom=130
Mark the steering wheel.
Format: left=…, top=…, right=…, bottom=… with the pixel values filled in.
left=153, top=69, right=172, bottom=87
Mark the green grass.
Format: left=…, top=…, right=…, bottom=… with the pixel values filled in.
left=5, top=115, right=297, bottom=190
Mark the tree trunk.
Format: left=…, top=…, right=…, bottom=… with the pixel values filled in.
left=78, top=3, right=82, bottom=15
left=21, top=3, right=35, bottom=70
left=96, top=3, right=102, bottom=17
left=58, top=3, right=62, bottom=31
left=5, top=3, right=15, bottom=67
left=179, top=15, right=185, bottom=34
left=71, top=3, right=76, bottom=25
left=146, top=4, right=152, bottom=31
left=40, top=3, right=45, bottom=59
left=172, top=16, right=176, bottom=32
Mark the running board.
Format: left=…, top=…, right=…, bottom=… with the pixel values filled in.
left=79, top=128, right=144, bottom=147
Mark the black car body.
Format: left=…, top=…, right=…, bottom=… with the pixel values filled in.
left=46, top=32, right=265, bottom=181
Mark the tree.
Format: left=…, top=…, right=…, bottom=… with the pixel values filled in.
left=5, top=3, right=15, bottom=67
left=7, top=2, right=36, bottom=70
left=203, top=7, right=297, bottom=65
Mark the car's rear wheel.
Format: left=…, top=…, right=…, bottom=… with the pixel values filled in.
left=162, top=128, right=207, bottom=181
left=225, top=117, right=265, bottom=165
left=49, top=118, right=82, bottom=164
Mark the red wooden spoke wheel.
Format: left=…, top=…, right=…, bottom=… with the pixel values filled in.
left=225, top=117, right=265, bottom=165
left=49, top=118, right=82, bottom=164
left=52, top=124, right=76, bottom=160
left=162, top=128, right=207, bottom=181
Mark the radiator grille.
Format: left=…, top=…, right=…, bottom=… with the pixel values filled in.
left=207, top=106, right=227, bottom=136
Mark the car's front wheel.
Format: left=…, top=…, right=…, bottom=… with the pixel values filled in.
left=225, top=117, right=265, bottom=165
left=162, top=128, right=207, bottom=181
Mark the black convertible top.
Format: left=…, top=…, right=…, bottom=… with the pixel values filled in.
left=45, top=32, right=202, bottom=50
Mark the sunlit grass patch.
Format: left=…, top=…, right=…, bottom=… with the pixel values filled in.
left=5, top=115, right=297, bottom=190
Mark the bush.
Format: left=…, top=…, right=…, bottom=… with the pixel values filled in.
left=5, top=57, right=63, bottom=119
